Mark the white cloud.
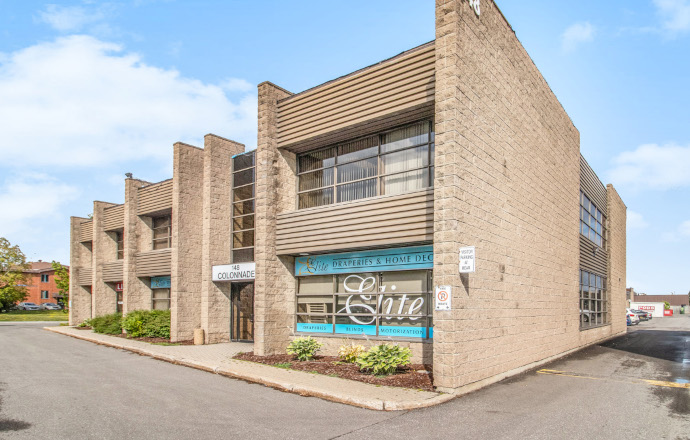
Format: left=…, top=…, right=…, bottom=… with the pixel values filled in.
left=608, top=143, right=690, bottom=190
left=0, top=174, right=79, bottom=236
left=654, top=0, right=690, bottom=33
left=627, top=210, right=649, bottom=230
left=679, top=220, right=690, bottom=236
left=37, top=4, right=107, bottom=32
left=0, top=35, right=257, bottom=168
left=561, top=22, right=596, bottom=52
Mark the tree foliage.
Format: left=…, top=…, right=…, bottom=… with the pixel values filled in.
left=0, top=237, right=29, bottom=312
left=51, top=261, right=70, bottom=310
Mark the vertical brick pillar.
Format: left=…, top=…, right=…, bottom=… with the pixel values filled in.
left=91, top=201, right=117, bottom=317
left=123, top=178, right=150, bottom=314
left=254, top=81, right=297, bottom=356
left=171, top=142, right=205, bottom=342
left=69, top=216, right=91, bottom=325
left=200, top=134, right=245, bottom=344
left=607, top=185, right=627, bottom=335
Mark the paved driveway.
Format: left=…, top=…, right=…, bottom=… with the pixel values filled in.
left=1, top=318, right=688, bottom=440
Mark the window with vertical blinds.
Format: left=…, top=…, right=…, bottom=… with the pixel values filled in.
left=297, top=121, right=435, bottom=209
left=232, top=151, right=255, bottom=263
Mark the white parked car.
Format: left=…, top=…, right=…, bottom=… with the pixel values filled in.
left=40, top=302, right=61, bottom=310
left=17, top=302, right=40, bottom=311
left=626, top=308, right=640, bottom=325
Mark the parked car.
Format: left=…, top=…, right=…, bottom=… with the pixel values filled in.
left=630, top=309, right=649, bottom=321
left=17, top=302, right=40, bottom=311
left=626, top=309, right=640, bottom=325
left=39, top=302, right=61, bottom=310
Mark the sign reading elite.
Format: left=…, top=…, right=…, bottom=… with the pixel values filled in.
left=459, top=246, right=476, bottom=273
left=212, top=262, right=256, bottom=282
left=435, top=285, right=452, bottom=311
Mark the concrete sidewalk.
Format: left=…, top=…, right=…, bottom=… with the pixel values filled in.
left=45, top=326, right=454, bottom=411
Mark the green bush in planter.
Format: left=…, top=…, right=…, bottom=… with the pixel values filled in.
left=286, top=336, right=322, bottom=361
left=355, top=344, right=411, bottom=376
left=122, top=309, right=171, bottom=338
left=90, top=313, right=122, bottom=335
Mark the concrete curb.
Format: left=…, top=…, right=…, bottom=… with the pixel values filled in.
left=44, top=326, right=455, bottom=411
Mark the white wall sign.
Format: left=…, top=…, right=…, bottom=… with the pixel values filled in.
left=212, top=262, right=255, bottom=282
left=469, top=0, right=480, bottom=16
left=435, top=285, right=452, bottom=311
left=459, top=246, right=476, bottom=273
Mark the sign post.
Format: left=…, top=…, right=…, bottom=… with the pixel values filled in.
left=435, top=285, right=452, bottom=311
left=459, top=246, right=476, bottom=273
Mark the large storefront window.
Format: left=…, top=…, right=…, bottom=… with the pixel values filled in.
left=295, top=246, right=433, bottom=339
left=297, top=121, right=435, bottom=209
left=580, top=270, right=607, bottom=329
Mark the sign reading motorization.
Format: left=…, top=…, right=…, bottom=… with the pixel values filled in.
left=212, top=262, right=256, bottom=282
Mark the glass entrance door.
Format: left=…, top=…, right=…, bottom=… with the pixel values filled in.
left=230, top=282, right=254, bottom=341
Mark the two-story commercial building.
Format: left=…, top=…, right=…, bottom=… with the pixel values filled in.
left=69, top=0, right=626, bottom=392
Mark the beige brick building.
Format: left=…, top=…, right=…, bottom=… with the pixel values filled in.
left=69, top=0, right=626, bottom=393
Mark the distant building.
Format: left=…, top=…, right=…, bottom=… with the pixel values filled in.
left=22, top=261, right=69, bottom=306
left=633, top=294, right=688, bottom=307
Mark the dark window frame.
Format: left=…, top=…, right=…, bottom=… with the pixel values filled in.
left=232, top=151, right=255, bottom=263
left=297, top=120, right=435, bottom=209
left=580, top=269, right=608, bottom=329
left=580, top=191, right=606, bottom=248
left=152, top=216, right=172, bottom=250
left=115, top=230, right=124, bottom=260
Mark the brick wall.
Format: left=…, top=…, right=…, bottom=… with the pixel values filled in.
left=92, top=200, right=118, bottom=317
left=254, top=82, right=297, bottom=356
left=69, top=216, right=92, bottom=325
left=171, top=143, right=204, bottom=342
left=433, top=0, right=591, bottom=391
left=607, top=185, right=627, bottom=335
left=200, top=134, right=245, bottom=343
left=123, top=178, right=150, bottom=314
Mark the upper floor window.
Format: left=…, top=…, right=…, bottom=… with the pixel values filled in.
left=41, top=274, right=49, bottom=282
left=297, top=121, right=435, bottom=209
left=152, top=216, right=172, bottom=250
left=115, top=230, right=124, bottom=260
left=580, top=192, right=605, bottom=247
left=232, top=151, right=255, bottom=263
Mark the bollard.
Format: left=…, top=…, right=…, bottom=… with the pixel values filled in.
left=193, top=328, right=205, bottom=345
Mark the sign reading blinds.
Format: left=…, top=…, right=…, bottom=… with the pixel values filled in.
left=295, top=246, right=433, bottom=276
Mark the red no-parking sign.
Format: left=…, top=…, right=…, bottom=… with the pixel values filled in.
left=435, top=285, right=452, bottom=311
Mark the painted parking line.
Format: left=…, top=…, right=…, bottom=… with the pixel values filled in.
left=537, top=369, right=690, bottom=389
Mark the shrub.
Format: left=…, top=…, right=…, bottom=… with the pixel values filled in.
left=355, top=344, right=411, bottom=376
left=338, top=342, right=366, bottom=363
left=90, top=313, right=122, bottom=335
left=122, top=309, right=171, bottom=338
left=77, top=318, right=92, bottom=328
left=664, top=301, right=671, bottom=310
left=286, top=336, right=322, bottom=361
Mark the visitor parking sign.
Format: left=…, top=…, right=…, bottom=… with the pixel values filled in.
left=435, top=285, right=452, bottom=311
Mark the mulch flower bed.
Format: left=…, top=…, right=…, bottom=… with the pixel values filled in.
left=234, top=353, right=434, bottom=391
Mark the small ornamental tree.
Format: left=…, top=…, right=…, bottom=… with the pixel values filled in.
left=0, top=237, right=29, bottom=312
left=664, top=301, right=671, bottom=310
left=51, top=261, right=70, bottom=311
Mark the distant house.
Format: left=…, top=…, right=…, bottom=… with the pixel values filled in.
left=22, top=261, right=69, bottom=306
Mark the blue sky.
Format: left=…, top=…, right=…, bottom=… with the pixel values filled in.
left=0, top=1, right=687, bottom=296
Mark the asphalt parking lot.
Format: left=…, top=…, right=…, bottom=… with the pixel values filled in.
left=1, top=318, right=688, bottom=440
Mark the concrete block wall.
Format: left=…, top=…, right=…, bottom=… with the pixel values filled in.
left=607, top=185, right=627, bottom=335
left=91, top=201, right=118, bottom=317
left=200, top=134, right=245, bottom=344
left=433, top=0, right=588, bottom=391
left=254, top=82, right=297, bottom=356
left=171, top=143, right=204, bottom=342
left=123, top=178, right=151, bottom=314
left=69, top=216, right=91, bottom=325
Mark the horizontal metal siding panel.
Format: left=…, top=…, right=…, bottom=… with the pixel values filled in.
left=102, top=261, right=124, bottom=282
left=77, top=267, right=92, bottom=286
left=103, top=205, right=124, bottom=231
left=79, top=221, right=93, bottom=242
left=277, top=44, right=435, bottom=149
left=137, top=181, right=173, bottom=216
left=580, top=155, right=607, bottom=216
left=135, top=249, right=172, bottom=277
left=579, top=235, right=607, bottom=276
left=276, top=190, right=433, bottom=255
